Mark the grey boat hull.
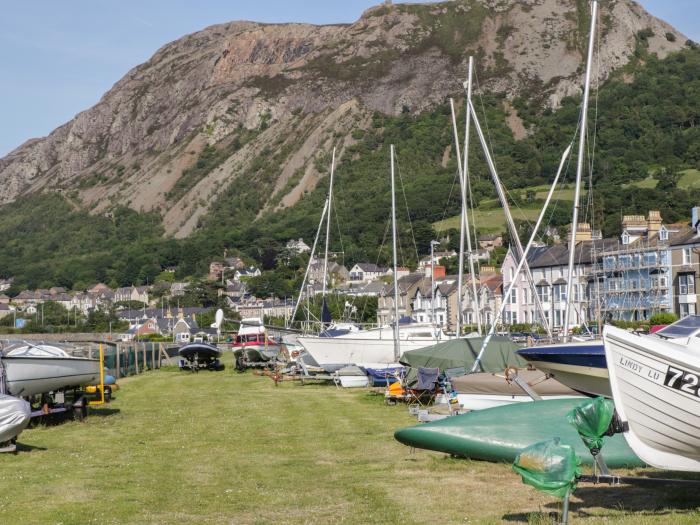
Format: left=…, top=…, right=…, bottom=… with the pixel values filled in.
left=2, top=356, right=100, bottom=397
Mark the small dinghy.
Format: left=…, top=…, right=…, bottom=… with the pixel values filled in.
left=604, top=320, right=700, bottom=471
left=448, top=369, right=582, bottom=411
left=1, top=342, right=100, bottom=397
left=0, top=394, right=31, bottom=446
left=334, top=366, right=369, bottom=388
left=178, top=342, right=224, bottom=371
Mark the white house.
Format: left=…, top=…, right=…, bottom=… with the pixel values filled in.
left=348, top=263, right=388, bottom=283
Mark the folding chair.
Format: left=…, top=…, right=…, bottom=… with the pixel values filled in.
left=405, top=367, right=440, bottom=407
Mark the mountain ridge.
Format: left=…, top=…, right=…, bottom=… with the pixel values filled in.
left=0, top=0, right=688, bottom=238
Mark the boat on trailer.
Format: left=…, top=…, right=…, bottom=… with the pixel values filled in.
left=298, top=322, right=450, bottom=371
left=178, top=342, right=224, bottom=371
left=0, top=342, right=100, bottom=398
left=232, top=318, right=282, bottom=368
left=516, top=341, right=609, bottom=397
left=604, top=318, right=700, bottom=471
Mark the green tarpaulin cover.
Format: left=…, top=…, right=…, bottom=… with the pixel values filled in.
left=513, top=438, right=581, bottom=498
left=394, top=398, right=643, bottom=468
left=399, top=336, right=526, bottom=387
left=566, top=396, right=616, bottom=453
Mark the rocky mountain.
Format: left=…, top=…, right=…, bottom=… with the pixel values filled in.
left=0, top=0, right=687, bottom=239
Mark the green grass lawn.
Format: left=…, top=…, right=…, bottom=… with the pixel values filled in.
left=2, top=354, right=699, bottom=524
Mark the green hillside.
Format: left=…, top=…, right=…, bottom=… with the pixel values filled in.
left=2, top=45, right=700, bottom=291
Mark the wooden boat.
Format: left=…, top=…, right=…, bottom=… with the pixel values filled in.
left=604, top=321, right=700, bottom=471
left=394, top=398, right=642, bottom=468
left=448, top=369, right=582, bottom=411
left=1, top=342, right=100, bottom=397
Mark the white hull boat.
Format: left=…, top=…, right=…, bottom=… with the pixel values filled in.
left=298, top=324, right=449, bottom=369
left=1, top=343, right=100, bottom=397
left=604, top=323, right=700, bottom=471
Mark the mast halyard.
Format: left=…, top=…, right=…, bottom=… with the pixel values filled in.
left=563, top=0, right=598, bottom=342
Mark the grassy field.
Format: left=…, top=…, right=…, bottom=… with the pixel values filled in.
left=625, top=169, right=700, bottom=191
left=2, top=354, right=699, bottom=524
left=434, top=184, right=578, bottom=233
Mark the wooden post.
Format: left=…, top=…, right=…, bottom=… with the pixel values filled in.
left=134, top=345, right=139, bottom=375
left=143, top=345, right=147, bottom=371
left=158, top=343, right=163, bottom=368
left=151, top=344, right=156, bottom=370
left=115, top=344, right=121, bottom=379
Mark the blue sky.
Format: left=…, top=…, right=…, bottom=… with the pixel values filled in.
left=0, top=0, right=697, bottom=157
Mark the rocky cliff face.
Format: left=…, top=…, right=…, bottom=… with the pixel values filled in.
left=0, top=0, right=686, bottom=237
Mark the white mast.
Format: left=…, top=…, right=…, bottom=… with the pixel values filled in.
left=390, top=145, right=401, bottom=362
left=462, top=57, right=482, bottom=336
left=467, top=99, right=552, bottom=338
left=321, top=147, right=336, bottom=298
left=472, top=145, right=572, bottom=372
left=563, top=1, right=597, bottom=341
left=290, top=199, right=329, bottom=325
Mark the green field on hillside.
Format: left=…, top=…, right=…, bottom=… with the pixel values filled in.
left=2, top=354, right=699, bottom=524
left=434, top=184, right=578, bottom=234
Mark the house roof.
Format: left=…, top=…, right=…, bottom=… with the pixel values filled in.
left=526, top=239, right=620, bottom=269
left=479, top=234, right=501, bottom=241
left=670, top=225, right=700, bottom=246
left=354, top=263, right=386, bottom=273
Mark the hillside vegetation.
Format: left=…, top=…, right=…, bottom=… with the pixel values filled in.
left=1, top=36, right=700, bottom=291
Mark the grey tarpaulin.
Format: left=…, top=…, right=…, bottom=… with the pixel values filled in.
left=0, top=394, right=30, bottom=443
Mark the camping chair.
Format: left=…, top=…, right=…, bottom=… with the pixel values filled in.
left=404, top=367, right=440, bottom=407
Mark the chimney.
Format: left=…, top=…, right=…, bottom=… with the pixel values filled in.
left=480, top=266, right=496, bottom=276
left=693, top=207, right=700, bottom=234
left=567, top=223, right=593, bottom=244
left=647, top=210, right=662, bottom=238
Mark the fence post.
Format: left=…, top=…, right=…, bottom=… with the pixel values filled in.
left=115, top=344, right=121, bottom=379
left=134, top=344, right=139, bottom=375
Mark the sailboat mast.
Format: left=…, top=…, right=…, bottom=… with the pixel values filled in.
left=390, top=145, right=401, bottom=362
left=321, top=147, right=336, bottom=298
left=563, top=0, right=598, bottom=341
left=462, top=56, right=482, bottom=335
left=467, top=100, right=553, bottom=339
left=290, top=199, right=329, bottom=326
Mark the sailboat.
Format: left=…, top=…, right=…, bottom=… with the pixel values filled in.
left=1, top=341, right=100, bottom=397
left=516, top=1, right=606, bottom=391
left=300, top=145, right=451, bottom=370
left=604, top=317, right=700, bottom=471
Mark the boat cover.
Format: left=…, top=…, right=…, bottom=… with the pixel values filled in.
left=400, top=336, right=526, bottom=387
left=450, top=370, right=579, bottom=397
left=394, top=398, right=643, bottom=467
left=0, top=394, right=31, bottom=443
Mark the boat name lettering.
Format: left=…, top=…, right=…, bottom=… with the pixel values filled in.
left=664, top=365, right=700, bottom=396
left=619, top=356, right=644, bottom=374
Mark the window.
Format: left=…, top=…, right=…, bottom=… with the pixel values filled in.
left=622, top=232, right=630, bottom=245
left=509, top=268, right=514, bottom=281
left=679, top=274, right=696, bottom=295
left=553, top=284, right=567, bottom=302
left=537, top=285, right=550, bottom=303
left=554, top=310, right=562, bottom=327
left=659, top=227, right=668, bottom=241
left=509, top=289, right=518, bottom=305
left=683, top=248, right=692, bottom=266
